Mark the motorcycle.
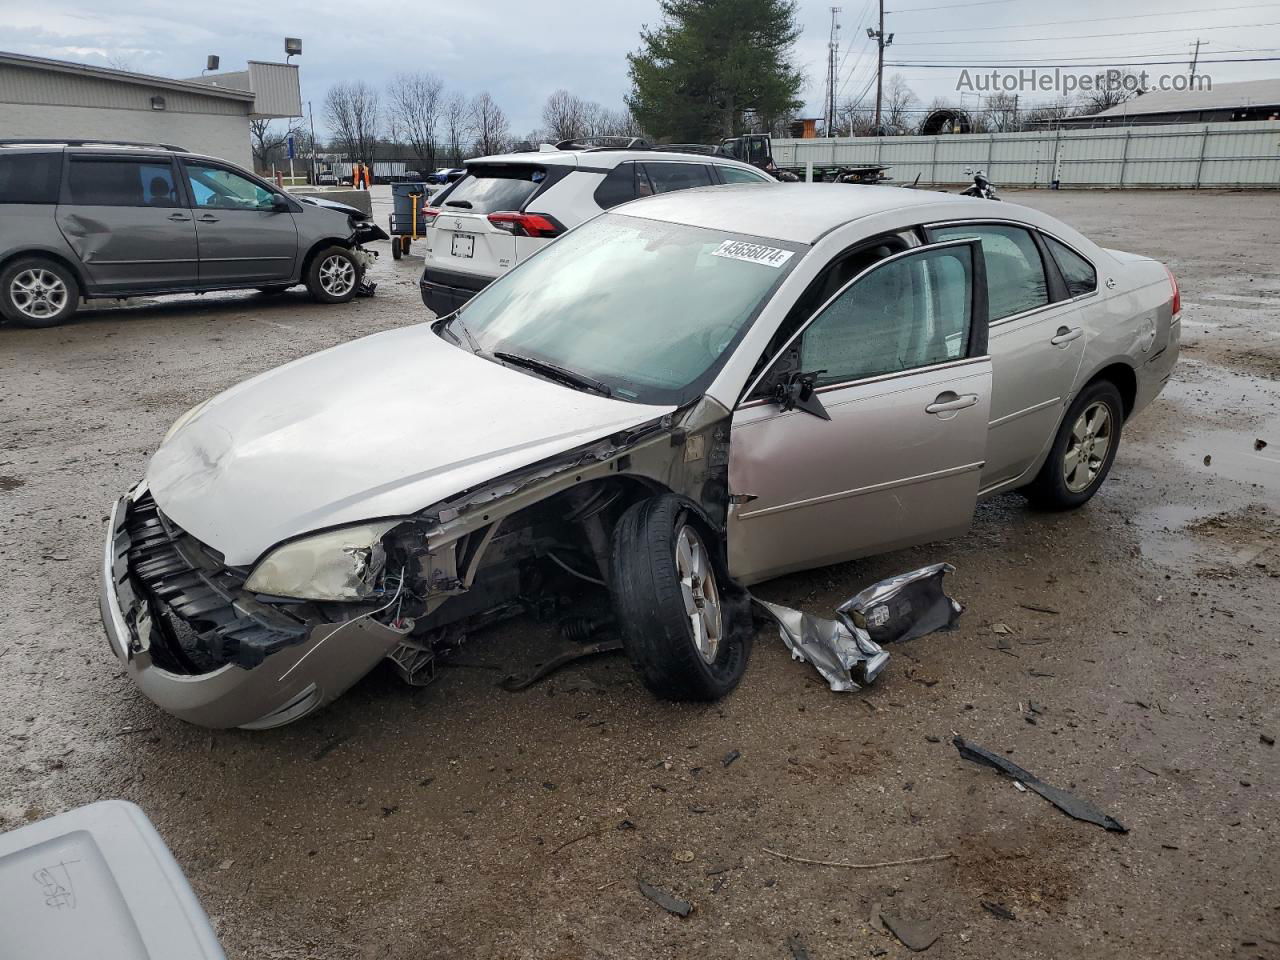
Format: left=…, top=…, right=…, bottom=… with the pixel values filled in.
left=960, top=168, right=1000, bottom=201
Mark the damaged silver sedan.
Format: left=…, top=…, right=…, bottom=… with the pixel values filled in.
left=100, top=184, right=1180, bottom=728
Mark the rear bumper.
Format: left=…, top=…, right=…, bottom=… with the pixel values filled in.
left=100, top=486, right=405, bottom=730
left=418, top=266, right=492, bottom=316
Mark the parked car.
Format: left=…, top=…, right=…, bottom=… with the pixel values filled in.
left=315, top=169, right=339, bottom=186
left=427, top=167, right=467, bottom=184
left=101, top=184, right=1179, bottom=728
left=418, top=145, right=774, bottom=315
left=0, top=139, right=389, bottom=327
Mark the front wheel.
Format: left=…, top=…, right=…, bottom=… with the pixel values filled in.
left=0, top=257, right=80, bottom=327
left=305, top=247, right=360, bottom=304
left=1023, top=380, right=1124, bottom=510
left=609, top=496, right=750, bottom=701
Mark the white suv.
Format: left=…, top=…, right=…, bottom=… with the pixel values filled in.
left=417, top=142, right=773, bottom=315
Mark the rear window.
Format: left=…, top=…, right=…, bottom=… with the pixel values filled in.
left=440, top=165, right=544, bottom=214
left=0, top=153, right=61, bottom=204
left=1044, top=235, right=1097, bottom=298
left=643, top=161, right=713, bottom=194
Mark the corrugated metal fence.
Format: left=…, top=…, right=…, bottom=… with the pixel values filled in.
left=772, top=120, right=1280, bottom=188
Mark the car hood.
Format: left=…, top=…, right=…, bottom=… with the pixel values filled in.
left=296, top=194, right=367, bottom=219
left=146, top=325, right=674, bottom=565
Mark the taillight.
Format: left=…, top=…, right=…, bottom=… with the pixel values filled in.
left=421, top=206, right=441, bottom=226
left=1165, top=265, right=1181, bottom=316
left=486, top=211, right=564, bottom=238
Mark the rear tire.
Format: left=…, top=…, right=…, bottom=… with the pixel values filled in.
left=0, top=256, right=80, bottom=327
left=391, top=237, right=403, bottom=260
left=305, top=247, right=360, bottom=304
left=1023, top=380, right=1124, bottom=510
left=609, top=495, right=750, bottom=701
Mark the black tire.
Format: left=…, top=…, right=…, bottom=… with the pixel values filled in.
left=1023, top=379, right=1125, bottom=510
left=609, top=495, right=751, bottom=701
left=304, top=246, right=361, bottom=304
left=391, top=237, right=403, bottom=260
left=0, top=256, right=80, bottom=328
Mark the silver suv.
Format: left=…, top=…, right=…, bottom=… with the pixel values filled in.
left=0, top=139, right=388, bottom=328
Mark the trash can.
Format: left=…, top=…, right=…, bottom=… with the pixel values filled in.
left=389, top=181, right=433, bottom=259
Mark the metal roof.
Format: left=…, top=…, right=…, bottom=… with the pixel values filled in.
left=1089, top=78, right=1280, bottom=118
left=0, top=50, right=255, bottom=102
left=612, top=182, right=995, bottom=244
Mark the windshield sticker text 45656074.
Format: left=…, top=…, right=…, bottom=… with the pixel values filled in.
left=710, top=240, right=795, bottom=268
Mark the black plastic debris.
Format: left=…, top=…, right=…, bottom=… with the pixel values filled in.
left=637, top=879, right=692, bottom=917
left=881, top=913, right=940, bottom=952
left=722, top=749, right=741, bottom=768
left=786, top=934, right=811, bottom=960
left=981, top=900, right=1017, bottom=921
left=953, top=737, right=1128, bottom=833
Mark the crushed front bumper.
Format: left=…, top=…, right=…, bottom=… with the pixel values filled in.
left=100, top=486, right=406, bottom=729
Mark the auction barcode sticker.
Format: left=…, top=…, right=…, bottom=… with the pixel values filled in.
left=710, top=240, right=795, bottom=268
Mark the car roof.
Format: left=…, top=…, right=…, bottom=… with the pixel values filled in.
left=465, top=149, right=763, bottom=172
left=611, top=182, right=1016, bottom=244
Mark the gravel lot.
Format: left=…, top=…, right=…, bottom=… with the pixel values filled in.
left=1, top=187, right=1277, bottom=960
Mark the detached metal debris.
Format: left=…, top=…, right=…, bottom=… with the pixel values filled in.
left=954, top=737, right=1129, bottom=833
left=754, top=563, right=963, bottom=692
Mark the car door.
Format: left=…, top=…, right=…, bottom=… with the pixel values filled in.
left=727, top=238, right=992, bottom=584
left=179, top=160, right=298, bottom=285
left=56, top=154, right=198, bottom=292
left=926, top=221, right=1087, bottom=490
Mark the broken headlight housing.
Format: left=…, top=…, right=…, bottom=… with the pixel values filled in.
left=244, top=521, right=400, bottom=601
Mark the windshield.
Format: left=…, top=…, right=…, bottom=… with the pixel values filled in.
left=455, top=214, right=803, bottom=404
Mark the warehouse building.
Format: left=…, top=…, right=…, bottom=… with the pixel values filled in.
left=0, top=51, right=301, bottom=168
left=1061, top=77, right=1280, bottom=127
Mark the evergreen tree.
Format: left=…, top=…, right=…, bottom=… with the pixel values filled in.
left=627, top=0, right=805, bottom=142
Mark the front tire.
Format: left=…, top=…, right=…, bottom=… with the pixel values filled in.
left=305, top=247, right=360, bottom=304
left=0, top=257, right=80, bottom=327
left=609, top=496, right=750, bottom=701
left=1023, top=380, right=1124, bottom=510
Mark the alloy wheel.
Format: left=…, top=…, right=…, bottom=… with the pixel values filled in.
left=675, top=524, right=722, bottom=664
left=1063, top=400, right=1113, bottom=493
left=318, top=255, right=356, bottom=297
left=10, top=269, right=68, bottom=320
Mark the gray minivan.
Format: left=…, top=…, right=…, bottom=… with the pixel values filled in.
left=0, top=139, right=388, bottom=327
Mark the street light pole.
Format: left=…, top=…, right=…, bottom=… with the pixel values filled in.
left=869, top=0, right=894, bottom=133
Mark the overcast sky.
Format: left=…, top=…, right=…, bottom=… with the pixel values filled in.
left=2, top=0, right=1277, bottom=135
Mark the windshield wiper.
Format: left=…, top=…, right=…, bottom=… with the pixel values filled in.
left=433, top=313, right=481, bottom=354
left=494, top=351, right=612, bottom=397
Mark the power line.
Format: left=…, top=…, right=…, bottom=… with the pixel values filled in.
left=903, top=3, right=1280, bottom=36
left=893, top=20, right=1280, bottom=45
left=886, top=0, right=1016, bottom=11
left=882, top=47, right=1280, bottom=63
left=886, top=56, right=1280, bottom=67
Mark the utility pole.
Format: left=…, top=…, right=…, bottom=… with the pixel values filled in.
left=308, top=100, right=318, bottom=185
left=1189, top=38, right=1202, bottom=82
left=868, top=0, right=894, bottom=133
left=826, top=7, right=842, bottom=137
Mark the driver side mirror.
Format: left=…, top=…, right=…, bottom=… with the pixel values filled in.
left=772, top=369, right=831, bottom=421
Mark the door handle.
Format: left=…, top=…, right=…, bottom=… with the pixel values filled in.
left=1051, top=325, right=1083, bottom=346
left=197, top=214, right=220, bottom=223
left=168, top=213, right=191, bottom=222
left=925, top=392, right=979, bottom=415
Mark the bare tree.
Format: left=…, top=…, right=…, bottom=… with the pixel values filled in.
left=1081, top=71, right=1145, bottom=114
left=106, top=53, right=135, bottom=71
left=882, top=75, right=918, bottom=135
left=389, top=72, right=444, bottom=173
left=324, top=81, right=381, bottom=164
left=983, top=92, right=1021, bottom=133
left=249, top=119, right=291, bottom=172
left=442, top=93, right=471, bottom=165
left=470, top=92, right=511, bottom=156
left=542, top=89, right=589, bottom=142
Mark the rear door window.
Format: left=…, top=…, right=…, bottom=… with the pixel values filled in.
left=930, top=222, right=1048, bottom=321
left=68, top=158, right=181, bottom=207
left=441, top=165, right=544, bottom=214
left=716, top=164, right=770, bottom=184
left=593, top=162, right=641, bottom=209
left=643, top=162, right=714, bottom=194
left=1044, top=235, right=1097, bottom=298
left=0, top=153, right=61, bottom=203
